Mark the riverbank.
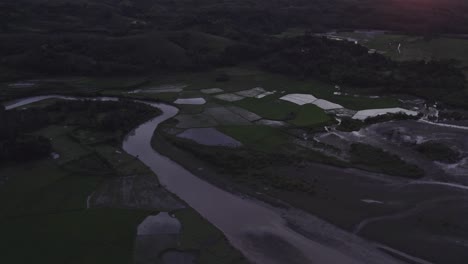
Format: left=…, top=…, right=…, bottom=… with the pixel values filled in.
left=152, top=122, right=468, bottom=264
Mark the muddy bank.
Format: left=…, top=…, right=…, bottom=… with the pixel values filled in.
left=153, top=128, right=468, bottom=264
left=151, top=131, right=409, bottom=264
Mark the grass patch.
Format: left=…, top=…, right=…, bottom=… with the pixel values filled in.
left=0, top=208, right=150, bottom=264
left=94, top=145, right=154, bottom=177
left=175, top=208, right=248, bottom=264
left=62, top=152, right=114, bottom=176
left=9, top=175, right=101, bottom=217
left=235, top=97, right=298, bottom=120
left=70, top=128, right=116, bottom=145
left=236, top=98, right=332, bottom=128
left=289, top=104, right=332, bottom=127
left=0, top=159, right=68, bottom=216
left=218, top=125, right=289, bottom=152
left=34, top=125, right=75, bottom=139
left=416, top=141, right=461, bottom=164
left=48, top=134, right=91, bottom=163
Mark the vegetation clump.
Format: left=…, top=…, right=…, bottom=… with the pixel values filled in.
left=337, top=113, right=420, bottom=132
left=416, top=141, right=461, bottom=164
left=0, top=105, right=51, bottom=162
left=350, top=143, right=424, bottom=178
left=261, top=36, right=466, bottom=105
left=0, top=99, right=160, bottom=163
left=165, top=135, right=315, bottom=194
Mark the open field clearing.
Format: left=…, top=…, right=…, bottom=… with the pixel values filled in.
left=289, top=105, right=333, bottom=127
left=218, top=125, right=289, bottom=152
left=236, top=97, right=299, bottom=120
left=234, top=96, right=333, bottom=128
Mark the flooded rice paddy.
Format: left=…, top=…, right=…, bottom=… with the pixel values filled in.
left=177, top=128, right=242, bottom=147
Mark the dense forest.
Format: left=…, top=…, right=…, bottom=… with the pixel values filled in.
left=3, top=0, right=468, bottom=35
left=1, top=0, right=467, bottom=108
left=0, top=100, right=160, bottom=163
left=2, top=0, right=468, bottom=76
left=259, top=36, right=466, bottom=101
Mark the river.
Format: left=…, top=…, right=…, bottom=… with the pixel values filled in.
left=5, top=96, right=406, bottom=264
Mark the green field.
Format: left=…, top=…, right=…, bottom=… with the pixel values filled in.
left=0, top=208, right=150, bottom=264
left=289, top=104, right=332, bottom=127
left=219, top=125, right=289, bottom=152
left=235, top=97, right=299, bottom=120
left=175, top=209, right=248, bottom=264
left=148, top=67, right=400, bottom=110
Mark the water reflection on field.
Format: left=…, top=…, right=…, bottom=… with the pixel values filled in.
left=177, top=128, right=242, bottom=147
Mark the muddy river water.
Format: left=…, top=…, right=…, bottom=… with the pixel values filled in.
left=6, top=96, right=427, bottom=264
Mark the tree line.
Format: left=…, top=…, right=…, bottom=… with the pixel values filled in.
left=258, top=36, right=466, bottom=103
left=0, top=100, right=160, bottom=163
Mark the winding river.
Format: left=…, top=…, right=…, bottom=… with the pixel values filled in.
left=5, top=96, right=405, bottom=264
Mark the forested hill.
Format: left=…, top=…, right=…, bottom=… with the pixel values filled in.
left=1, top=0, right=467, bottom=108
left=2, top=0, right=468, bottom=35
